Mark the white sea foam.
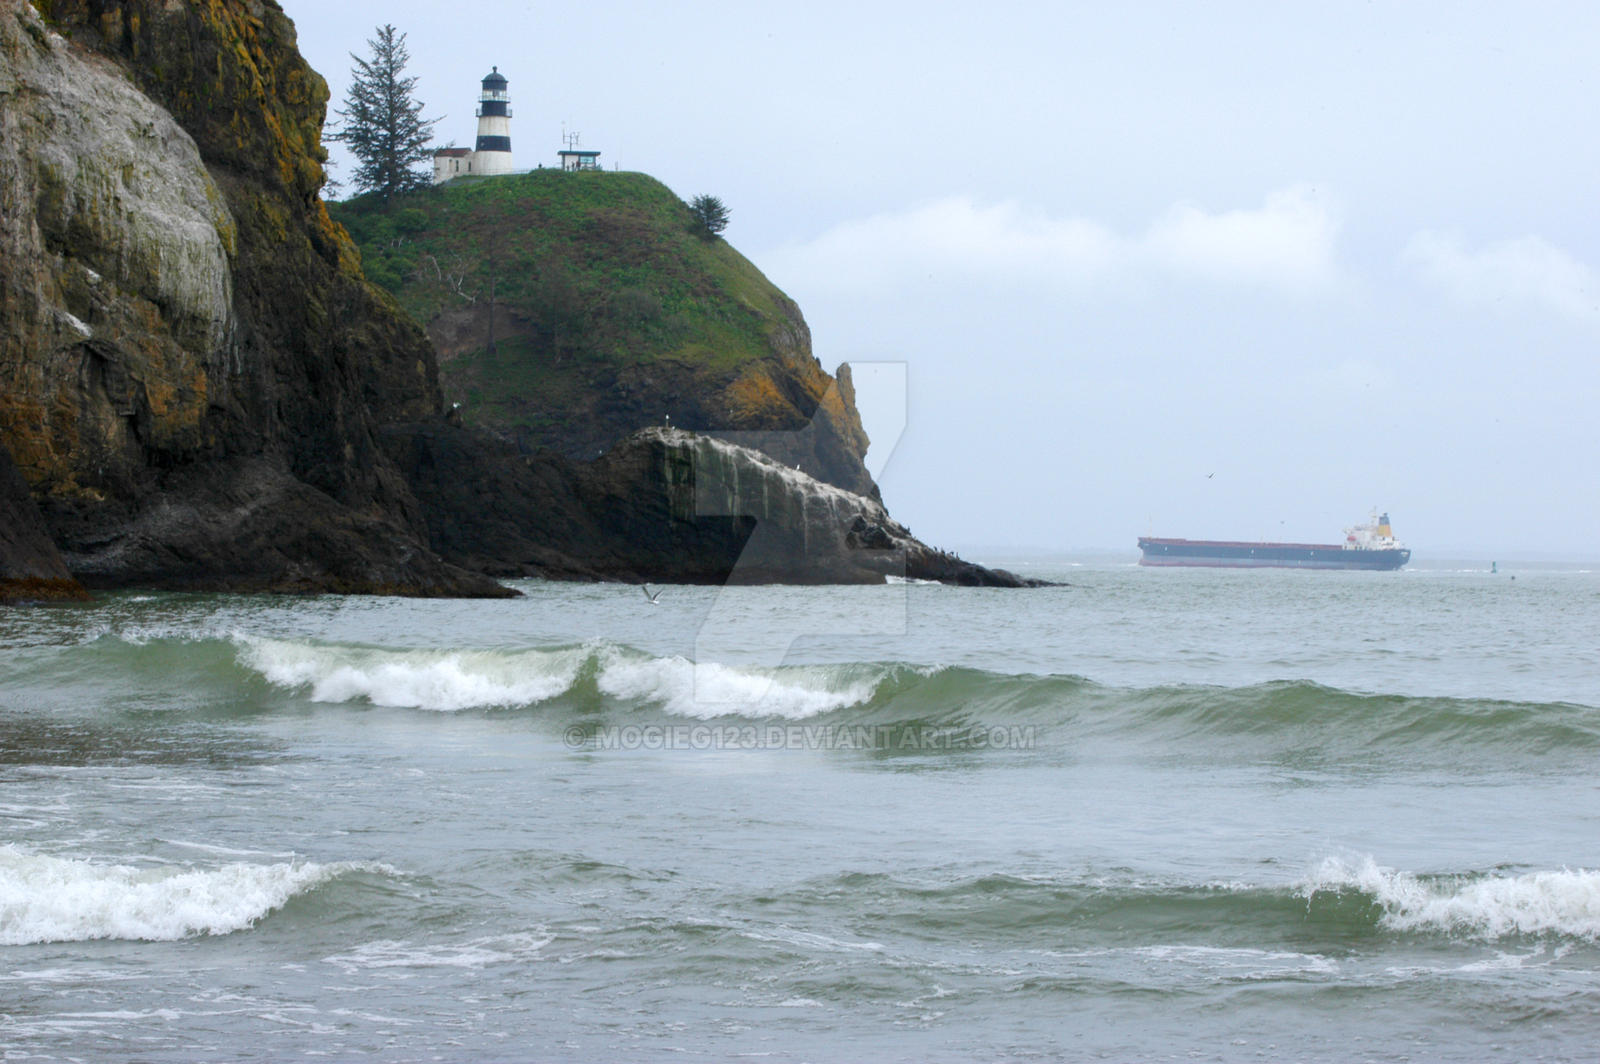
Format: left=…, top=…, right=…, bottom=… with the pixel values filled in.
left=1454, top=946, right=1551, bottom=972
left=0, top=846, right=382, bottom=944
left=160, top=839, right=301, bottom=859
left=322, top=932, right=553, bottom=972
left=595, top=650, right=881, bottom=719
left=238, top=636, right=585, bottom=711
left=0, top=966, right=139, bottom=984
left=1131, top=944, right=1340, bottom=978
left=1040, top=944, right=1338, bottom=979
left=113, top=620, right=237, bottom=646
left=1304, top=856, right=1600, bottom=940
left=740, top=926, right=885, bottom=953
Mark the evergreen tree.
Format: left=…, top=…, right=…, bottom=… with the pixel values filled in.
left=688, top=194, right=730, bottom=238
left=331, top=25, right=438, bottom=203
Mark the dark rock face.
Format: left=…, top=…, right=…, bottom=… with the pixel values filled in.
left=378, top=422, right=601, bottom=580
left=1, top=443, right=87, bottom=602
left=0, top=0, right=503, bottom=596
left=46, top=455, right=506, bottom=596
left=383, top=425, right=1041, bottom=588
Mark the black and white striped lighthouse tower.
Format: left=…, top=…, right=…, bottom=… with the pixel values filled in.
left=473, top=67, right=514, bottom=176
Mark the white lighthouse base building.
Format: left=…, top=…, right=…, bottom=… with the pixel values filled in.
left=432, top=147, right=473, bottom=183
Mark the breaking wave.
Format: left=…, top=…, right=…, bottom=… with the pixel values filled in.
left=591, top=653, right=890, bottom=719
left=0, top=846, right=387, bottom=944
left=14, top=631, right=1599, bottom=757
left=233, top=638, right=1600, bottom=758
left=767, top=859, right=1600, bottom=948
left=238, top=635, right=897, bottom=718
left=239, top=637, right=591, bottom=712
left=1302, top=857, right=1600, bottom=941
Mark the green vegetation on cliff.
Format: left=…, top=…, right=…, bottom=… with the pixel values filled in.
left=327, top=171, right=872, bottom=495
left=333, top=171, right=785, bottom=371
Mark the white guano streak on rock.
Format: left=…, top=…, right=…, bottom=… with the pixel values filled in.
left=647, top=428, right=913, bottom=564
left=656, top=428, right=891, bottom=524
left=56, top=309, right=92, bottom=339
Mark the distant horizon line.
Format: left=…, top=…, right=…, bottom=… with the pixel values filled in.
left=950, top=544, right=1600, bottom=567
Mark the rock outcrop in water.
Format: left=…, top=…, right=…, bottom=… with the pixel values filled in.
left=382, top=425, right=1040, bottom=586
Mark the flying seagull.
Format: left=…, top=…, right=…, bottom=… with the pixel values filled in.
left=641, top=584, right=663, bottom=604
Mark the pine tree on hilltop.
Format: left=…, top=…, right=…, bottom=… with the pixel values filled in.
left=331, top=25, right=438, bottom=203
left=688, top=194, right=730, bottom=238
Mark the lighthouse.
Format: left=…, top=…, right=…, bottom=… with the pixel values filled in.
left=430, top=67, right=523, bottom=183
left=473, top=66, right=514, bottom=176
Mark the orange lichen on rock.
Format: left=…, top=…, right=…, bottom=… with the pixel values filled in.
left=720, top=371, right=799, bottom=428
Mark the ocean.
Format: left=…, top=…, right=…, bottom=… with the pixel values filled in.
left=2, top=561, right=1598, bottom=1061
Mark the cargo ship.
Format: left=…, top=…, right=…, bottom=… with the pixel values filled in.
left=1138, top=512, right=1411, bottom=570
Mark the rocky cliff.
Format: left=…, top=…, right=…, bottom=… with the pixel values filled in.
left=0, top=0, right=504, bottom=595
left=381, top=425, right=1039, bottom=587
left=1, top=0, right=1033, bottom=594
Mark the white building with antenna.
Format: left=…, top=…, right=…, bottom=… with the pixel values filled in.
left=432, top=67, right=515, bottom=183
left=558, top=129, right=602, bottom=172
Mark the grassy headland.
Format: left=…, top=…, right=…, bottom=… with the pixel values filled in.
left=330, top=171, right=863, bottom=473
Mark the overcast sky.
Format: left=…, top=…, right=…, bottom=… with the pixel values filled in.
left=280, top=0, right=1600, bottom=559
